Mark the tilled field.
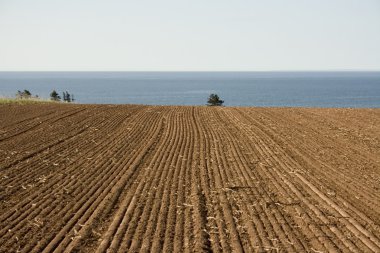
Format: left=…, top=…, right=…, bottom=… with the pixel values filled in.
left=0, top=104, right=380, bottom=253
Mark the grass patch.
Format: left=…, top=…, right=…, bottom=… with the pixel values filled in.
left=0, top=97, right=58, bottom=105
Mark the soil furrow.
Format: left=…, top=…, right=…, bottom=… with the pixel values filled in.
left=1, top=104, right=379, bottom=253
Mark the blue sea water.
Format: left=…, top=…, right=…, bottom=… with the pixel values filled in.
left=0, top=72, right=379, bottom=107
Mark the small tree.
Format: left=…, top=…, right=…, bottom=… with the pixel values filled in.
left=23, top=90, right=31, bottom=97
left=50, top=90, right=61, bottom=101
left=16, top=90, right=32, bottom=99
left=65, top=91, right=71, bottom=102
left=63, top=91, right=72, bottom=102
left=207, top=93, right=224, bottom=106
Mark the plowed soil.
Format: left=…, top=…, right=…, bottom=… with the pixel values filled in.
left=1, top=104, right=379, bottom=252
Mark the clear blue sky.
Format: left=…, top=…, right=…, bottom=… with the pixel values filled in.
left=0, top=0, right=379, bottom=71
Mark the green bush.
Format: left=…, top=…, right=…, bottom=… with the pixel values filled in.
left=207, top=94, right=224, bottom=106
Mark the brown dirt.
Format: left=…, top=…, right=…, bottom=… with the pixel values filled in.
left=0, top=104, right=379, bottom=252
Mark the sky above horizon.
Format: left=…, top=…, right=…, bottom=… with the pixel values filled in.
left=0, top=0, right=379, bottom=71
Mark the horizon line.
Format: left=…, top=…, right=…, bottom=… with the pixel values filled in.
left=1, top=70, right=380, bottom=73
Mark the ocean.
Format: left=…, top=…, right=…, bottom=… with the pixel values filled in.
left=0, top=71, right=379, bottom=108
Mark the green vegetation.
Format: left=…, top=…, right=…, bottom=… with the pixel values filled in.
left=16, top=90, right=33, bottom=99
left=0, top=97, right=55, bottom=104
left=50, top=90, right=61, bottom=101
left=1, top=89, right=75, bottom=104
left=62, top=91, right=75, bottom=102
left=207, top=93, right=224, bottom=106
left=49, top=90, right=75, bottom=102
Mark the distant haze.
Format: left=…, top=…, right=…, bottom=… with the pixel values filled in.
left=0, top=0, right=379, bottom=71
